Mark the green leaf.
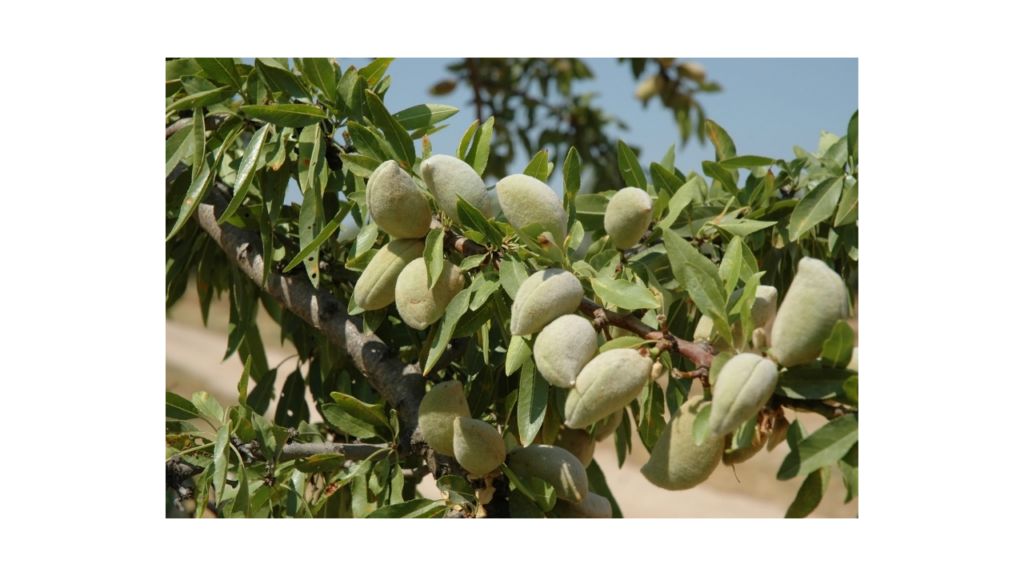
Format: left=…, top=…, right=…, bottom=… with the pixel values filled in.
left=660, top=143, right=676, bottom=171
left=192, top=391, right=224, bottom=424
left=820, top=321, right=856, bottom=369
left=713, top=218, right=776, bottom=237
left=592, top=277, right=659, bottom=310
left=637, top=381, right=667, bottom=452
left=847, top=110, right=858, bottom=166
left=218, top=123, right=271, bottom=224
left=346, top=121, right=387, bottom=162
left=718, top=237, right=744, bottom=295
left=190, top=108, right=206, bottom=184
left=365, top=90, right=415, bottom=169
left=789, top=177, right=843, bottom=240
left=166, top=391, right=201, bottom=420
left=599, top=336, right=646, bottom=353
left=436, top=475, right=476, bottom=506
left=563, top=146, right=581, bottom=220
left=701, top=160, right=739, bottom=196
left=392, top=103, right=459, bottom=131
left=165, top=86, right=234, bottom=113
left=464, top=116, right=495, bottom=177
left=212, top=424, right=230, bottom=506
left=617, top=140, right=647, bottom=189
left=167, top=124, right=242, bottom=241
left=574, top=193, right=609, bottom=230
left=705, top=119, right=737, bottom=161
left=517, top=357, right=549, bottom=447
left=166, top=58, right=202, bottom=81
left=275, top=368, right=310, bottom=429
left=650, top=162, right=685, bottom=196
left=282, top=206, right=347, bottom=273
left=358, top=58, right=394, bottom=85
left=719, top=155, right=775, bottom=169
left=235, top=356, right=253, bottom=406
left=301, top=58, right=338, bottom=104
left=843, top=376, right=858, bottom=406
left=365, top=498, right=447, bottom=518
left=423, top=228, right=445, bottom=290
left=834, top=180, right=858, bottom=227
left=498, top=255, right=529, bottom=300
left=785, top=466, right=830, bottom=518
left=423, top=289, right=472, bottom=375
left=337, top=154, right=381, bottom=178
left=775, top=367, right=857, bottom=400
left=241, top=104, right=326, bottom=128
left=777, top=414, right=858, bottom=480
left=457, top=120, right=478, bottom=160
left=195, top=58, right=243, bottom=92
left=508, top=487, right=545, bottom=518
left=165, top=126, right=192, bottom=177
left=523, top=149, right=550, bottom=182
left=247, top=368, right=277, bottom=415
left=584, top=460, right=623, bottom=518
left=255, top=58, right=309, bottom=100
left=838, top=442, right=858, bottom=502
left=658, top=177, right=699, bottom=229
left=527, top=477, right=557, bottom=512
left=662, top=228, right=728, bottom=336
left=294, top=454, right=348, bottom=474
left=692, top=402, right=712, bottom=446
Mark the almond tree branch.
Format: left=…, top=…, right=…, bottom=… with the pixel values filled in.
left=577, top=297, right=716, bottom=369
left=195, top=191, right=431, bottom=459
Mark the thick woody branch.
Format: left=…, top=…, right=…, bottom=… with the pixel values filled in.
left=577, top=297, right=715, bottom=369
left=165, top=113, right=232, bottom=140
left=195, top=192, right=427, bottom=456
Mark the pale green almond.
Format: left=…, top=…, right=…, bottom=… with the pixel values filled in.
left=395, top=257, right=465, bottom=330
left=417, top=381, right=471, bottom=457
left=420, top=154, right=492, bottom=225
left=510, top=269, right=584, bottom=336
left=452, top=417, right=506, bottom=475
left=506, top=444, right=588, bottom=503
left=550, top=492, right=613, bottom=518
left=352, top=239, right=425, bottom=310
left=604, top=186, right=653, bottom=249
left=553, top=427, right=596, bottom=468
left=770, top=257, right=849, bottom=367
left=564, top=348, right=652, bottom=429
left=367, top=160, right=432, bottom=239
left=495, top=174, right=567, bottom=246
left=709, top=353, right=779, bottom=437
left=640, top=397, right=724, bottom=491
left=534, top=314, right=597, bottom=388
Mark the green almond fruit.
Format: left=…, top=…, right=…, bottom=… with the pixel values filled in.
left=592, top=409, right=623, bottom=442
left=770, top=257, right=850, bottom=367
left=394, top=257, right=466, bottom=330
left=352, top=239, right=425, bottom=310
left=534, top=314, right=597, bottom=388
left=550, top=492, right=613, bottom=518
left=452, top=417, right=506, bottom=476
left=420, top=154, right=492, bottom=225
left=640, top=396, right=724, bottom=491
left=604, top=186, right=653, bottom=250
left=694, top=285, right=779, bottom=351
left=510, top=269, right=584, bottom=336
left=564, top=348, right=653, bottom=429
left=553, top=427, right=595, bottom=468
left=417, top=381, right=471, bottom=457
left=366, top=160, right=432, bottom=239
left=709, top=353, right=779, bottom=437
left=506, top=444, right=588, bottom=503
left=495, top=174, right=567, bottom=246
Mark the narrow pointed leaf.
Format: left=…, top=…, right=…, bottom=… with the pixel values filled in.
left=785, top=466, right=830, bottom=518
left=301, top=57, right=337, bottom=104
left=166, top=391, right=201, bottom=420
left=617, top=140, right=647, bottom=189
left=517, top=357, right=548, bottom=447
left=165, top=86, right=234, bottom=113
left=705, top=119, right=737, bottom=161
left=777, top=414, right=858, bottom=480
left=195, top=58, right=243, bottom=92
left=393, top=103, right=459, bottom=131
left=523, top=149, right=549, bottom=182
left=240, top=104, right=326, bottom=128
left=365, top=90, right=415, bottom=169
left=789, top=177, right=843, bottom=240
left=465, top=116, right=494, bottom=176
left=423, top=289, right=472, bottom=375
left=218, top=123, right=271, bottom=224
left=423, top=228, right=445, bottom=290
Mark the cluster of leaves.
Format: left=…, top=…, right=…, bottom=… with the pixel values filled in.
left=165, top=57, right=857, bottom=518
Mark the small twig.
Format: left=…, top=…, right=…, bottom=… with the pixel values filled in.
left=577, top=298, right=715, bottom=369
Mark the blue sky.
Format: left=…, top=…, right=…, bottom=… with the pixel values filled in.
left=243, top=58, right=857, bottom=206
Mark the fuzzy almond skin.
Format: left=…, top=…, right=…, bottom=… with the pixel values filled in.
left=553, top=427, right=596, bottom=468
left=592, top=409, right=623, bottom=442
left=506, top=445, right=588, bottom=503
left=420, top=154, right=492, bottom=225
left=366, top=160, right=432, bottom=239
left=452, top=418, right=506, bottom=475
left=417, top=381, right=471, bottom=457
left=604, top=187, right=653, bottom=249
left=550, top=492, right=613, bottom=518
left=495, top=174, right=567, bottom=246
left=394, top=257, right=465, bottom=330
left=709, top=353, right=779, bottom=437
left=564, top=349, right=653, bottom=429
left=695, top=286, right=779, bottom=351
left=534, top=314, right=597, bottom=388
left=641, top=397, right=724, bottom=491
left=352, top=239, right=425, bottom=310
left=770, top=258, right=849, bottom=367
left=510, top=269, right=584, bottom=336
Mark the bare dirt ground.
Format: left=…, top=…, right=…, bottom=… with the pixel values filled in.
left=167, top=282, right=857, bottom=518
